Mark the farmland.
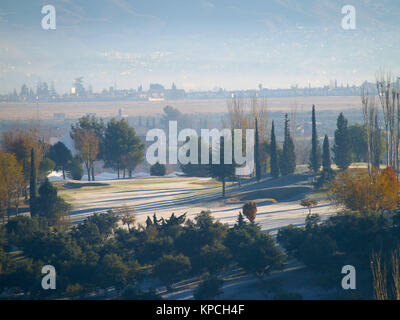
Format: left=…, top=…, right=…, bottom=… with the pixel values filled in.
left=0, top=96, right=361, bottom=121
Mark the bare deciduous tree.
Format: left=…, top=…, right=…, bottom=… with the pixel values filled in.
left=392, top=249, right=400, bottom=300
left=370, top=251, right=388, bottom=300
left=226, top=95, right=269, bottom=177
left=361, top=85, right=379, bottom=174
left=376, top=69, right=400, bottom=173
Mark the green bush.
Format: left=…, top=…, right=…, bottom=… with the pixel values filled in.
left=67, top=158, right=83, bottom=180
left=150, top=162, right=166, bottom=176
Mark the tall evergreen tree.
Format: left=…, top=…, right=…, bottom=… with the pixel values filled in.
left=270, top=121, right=279, bottom=178
left=322, top=134, right=331, bottom=170
left=255, top=118, right=261, bottom=181
left=103, top=118, right=144, bottom=179
left=332, top=112, right=352, bottom=171
left=36, top=178, right=71, bottom=226
left=48, top=141, right=72, bottom=179
left=309, top=105, right=321, bottom=173
left=280, top=114, right=296, bottom=176
left=29, top=148, right=37, bottom=216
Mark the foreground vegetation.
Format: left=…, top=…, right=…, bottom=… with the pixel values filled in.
left=0, top=208, right=286, bottom=299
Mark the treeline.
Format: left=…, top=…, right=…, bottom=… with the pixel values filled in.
left=182, top=103, right=385, bottom=190
left=0, top=116, right=145, bottom=220
left=277, top=210, right=400, bottom=298
left=0, top=210, right=285, bottom=299
left=278, top=164, right=400, bottom=299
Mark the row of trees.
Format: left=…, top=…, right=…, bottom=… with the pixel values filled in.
left=0, top=208, right=285, bottom=299
left=165, top=102, right=384, bottom=190
left=374, top=71, right=400, bottom=174
left=306, top=105, right=385, bottom=177
left=267, top=114, right=297, bottom=178
left=248, top=102, right=384, bottom=182
left=70, top=116, right=145, bottom=181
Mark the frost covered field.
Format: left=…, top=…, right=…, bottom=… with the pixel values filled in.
left=56, top=173, right=337, bottom=233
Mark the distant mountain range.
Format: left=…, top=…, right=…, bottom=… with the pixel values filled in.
left=0, top=0, right=399, bottom=93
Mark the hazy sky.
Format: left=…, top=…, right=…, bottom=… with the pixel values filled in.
left=0, top=0, right=399, bottom=94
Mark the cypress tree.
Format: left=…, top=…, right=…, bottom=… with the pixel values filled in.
left=29, top=148, right=37, bottom=216
left=309, top=105, right=321, bottom=173
left=270, top=121, right=279, bottom=178
left=255, top=118, right=261, bottom=181
left=280, top=114, right=296, bottom=176
left=322, top=134, right=331, bottom=170
left=236, top=212, right=246, bottom=228
left=333, top=113, right=352, bottom=171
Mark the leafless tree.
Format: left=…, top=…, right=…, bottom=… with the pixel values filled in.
left=226, top=95, right=269, bottom=177
left=370, top=251, right=388, bottom=300
left=361, top=85, right=378, bottom=174
left=116, top=204, right=136, bottom=231
left=226, top=94, right=268, bottom=135
left=376, top=69, right=400, bottom=173
left=392, top=248, right=400, bottom=300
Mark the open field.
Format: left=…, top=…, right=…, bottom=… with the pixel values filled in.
left=0, top=96, right=361, bottom=120
left=57, top=173, right=337, bottom=233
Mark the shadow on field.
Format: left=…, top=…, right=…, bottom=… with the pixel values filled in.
left=63, top=182, right=110, bottom=189
left=239, top=186, right=313, bottom=202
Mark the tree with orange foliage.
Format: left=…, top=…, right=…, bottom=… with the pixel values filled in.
left=71, top=129, right=99, bottom=181
left=330, top=167, right=400, bottom=214
left=2, top=128, right=44, bottom=198
left=300, top=198, right=318, bottom=215
left=0, top=152, right=24, bottom=221
left=243, top=201, right=257, bottom=223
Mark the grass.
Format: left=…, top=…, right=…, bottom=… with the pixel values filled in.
left=240, top=186, right=312, bottom=202
left=63, top=182, right=110, bottom=189
left=295, top=164, right=310, bottom=174
left=309, top=189, right=330, bottom=201
left=225, top=196, right=277, bottom=204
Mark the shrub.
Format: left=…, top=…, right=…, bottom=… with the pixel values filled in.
left=150, top=162, right=166, bottom=176
left=39, top=158, right=56, bottom=179
left=194, top=276, right=224, bottom=300
left=243, top=201, right=257, bottom=223
left=153, top=254, right=191, bottom=291
left=67, top=158, right=83, bottom=180
left=330, top=167, right=400, bottom=214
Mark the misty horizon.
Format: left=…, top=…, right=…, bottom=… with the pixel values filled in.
left=0, top=0, right=399, bottom=94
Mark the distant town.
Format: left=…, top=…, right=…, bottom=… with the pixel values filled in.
left=1, top=77, right=392, bottom=103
